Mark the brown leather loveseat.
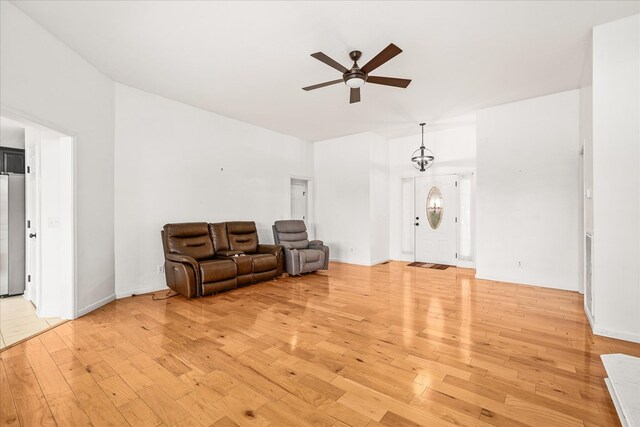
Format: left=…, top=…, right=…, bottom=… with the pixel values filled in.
left=161, top=221, right=282, bottom=298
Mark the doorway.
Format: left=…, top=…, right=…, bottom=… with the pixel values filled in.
left=414, top=174, right=458, bottom=265
left=290, top=178, right=308, bottom=221
left=0, top=115, right=75, bottom=348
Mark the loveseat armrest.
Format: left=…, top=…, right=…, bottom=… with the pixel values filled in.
left=216, top=250, right=244, bottom=258
left=258, top=244, right=283, bottom=276
left=165, top=253, right=201, bottom=297
left=309, top=240, right=324, bottom=247
left=257, top=244, right=282, bottom=256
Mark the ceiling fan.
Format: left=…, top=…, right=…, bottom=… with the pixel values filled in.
left=303, top=43, right=412, bottom=104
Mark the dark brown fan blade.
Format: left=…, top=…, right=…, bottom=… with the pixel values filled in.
left=310, top=52, right=349, bottom=73
left=350, top=88, right=361, bottom=104
left=302, top=79, right=343, bottom=91
left=366, top=76, right=412, bottom=88
left=361, top=43, right=403, bottom=74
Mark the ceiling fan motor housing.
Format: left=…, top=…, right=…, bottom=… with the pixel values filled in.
left=343, top=69, right=367, bottom=85
left=344, top=50, right=367, bottom=86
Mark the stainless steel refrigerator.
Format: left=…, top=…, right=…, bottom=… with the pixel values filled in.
left=0, top=173, right=25, bottom=297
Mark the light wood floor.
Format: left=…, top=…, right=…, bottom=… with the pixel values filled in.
left=1, top=261, right=638, bottom=427
left=0, top=296, right=63, bottom=349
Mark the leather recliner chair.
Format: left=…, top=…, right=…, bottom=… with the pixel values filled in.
left=272, top=220, right=329, bottom=275
left=161, top=221, right=282, bottom=298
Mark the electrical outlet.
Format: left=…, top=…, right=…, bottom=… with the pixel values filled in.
left=350, top=248, right=354, bottom=253
left=157, top=264, right=164, bottom=274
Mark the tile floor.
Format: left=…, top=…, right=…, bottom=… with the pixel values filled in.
left=0, top=295, right=63, bottom=349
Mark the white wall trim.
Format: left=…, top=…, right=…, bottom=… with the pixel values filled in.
left=329, top=257, right=390, bottom=267
left=593, top=326, right=640, bottom=344
left=329, top=257, right=370, bottom=267
left=116, top=285, right=168, bottom=299
left=584, top=300, right=595, bottom=329
left=474, top=273, right=578, bottom=292
left=76, top=293, right=115, bottom=317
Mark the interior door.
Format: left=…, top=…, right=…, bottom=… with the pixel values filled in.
left=415, top=174, right=457, bottom=265
left=24, top=139, right=39, bottom=305
left=291, top=181, right=307, bottom=221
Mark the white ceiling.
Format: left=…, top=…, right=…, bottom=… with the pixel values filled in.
left=13, top=1, right=639, bottom=141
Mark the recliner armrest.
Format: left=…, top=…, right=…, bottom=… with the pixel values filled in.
left=165, top=253, right=199, bottom=269
left=309, top=240, right=324, bottom=247
left=165, top=253, right=202, bottom=295
left=216, top=250, right=244, bottom=258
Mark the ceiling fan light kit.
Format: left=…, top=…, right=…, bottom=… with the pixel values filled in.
left=303, top=43, right=411, bottom=104
left=411, top=123, right=435, bottom=172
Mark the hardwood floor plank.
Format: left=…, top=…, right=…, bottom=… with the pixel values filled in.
left=66, top=373, right=128, bottom=426
left=2, top=261, right=637, bottom=427
left=117, top=397, right=163, bottom=427
left=137, top=384, right=190, bottom=426
left=0, top=361, right=20, bottom=427
left=47, top=390, right=93, bottom=426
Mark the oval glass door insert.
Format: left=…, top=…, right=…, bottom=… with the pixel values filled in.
left=426, top=187, right=443, bottom=229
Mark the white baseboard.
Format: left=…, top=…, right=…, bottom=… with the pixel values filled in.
left=584, top=302, right=595, bottom=330
left=593, top=326, right=640, bottom=344
left=116, top=285, right=169, bottom=299
left=583, top=300, right=639, bottom=344
left=330, top=257, right=390, bottom=267
left=474, top=273, right=578, bottom=292
left=329, top=257, right=370, bottom=266
left=76, top=293, right=115, bottom=318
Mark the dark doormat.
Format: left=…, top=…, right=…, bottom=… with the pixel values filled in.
left=407, top=262, right=450, bottom=270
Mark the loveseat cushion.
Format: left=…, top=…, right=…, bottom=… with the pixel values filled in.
left=231, top=255, right=252, bottom=276
left=164, top=223, right=215, bottom=261
left=250, top=254, right=278, bottom=273
left=226, top=221, right=259, bottom=253
left=199, top=259, right=237, bottom=283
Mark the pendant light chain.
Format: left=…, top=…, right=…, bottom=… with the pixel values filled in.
left=411, top=122, right=435, bottom=172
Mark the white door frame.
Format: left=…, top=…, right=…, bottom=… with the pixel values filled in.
left=288, top=175, right=314, bottom=239
left=1, top=106, right=78, bottom=319
left=405, top=171, right=475, bottom=268
left=24, top=131, right=40, bottom=304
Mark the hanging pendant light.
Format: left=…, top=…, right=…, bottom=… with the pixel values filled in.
left=411, top=123, right=435, bottom=172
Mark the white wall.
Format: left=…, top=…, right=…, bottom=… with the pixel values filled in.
left=370, top=136, right=390, bottom=265
left=38, top=136, right=74, bottom=319
left=0, top=1, right=115, bottom=316
left=314, top=132, right=374, bottom=265
left=591, top=14, right=640, bottom=342
left=388, top=122, right=476, bottom=261
left=476, top=90, right=581, bottom=291
left=114, top=84, right=314, bottom=297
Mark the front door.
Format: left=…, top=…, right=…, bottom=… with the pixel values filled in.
left=415, top=174, right=457, bottom=265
